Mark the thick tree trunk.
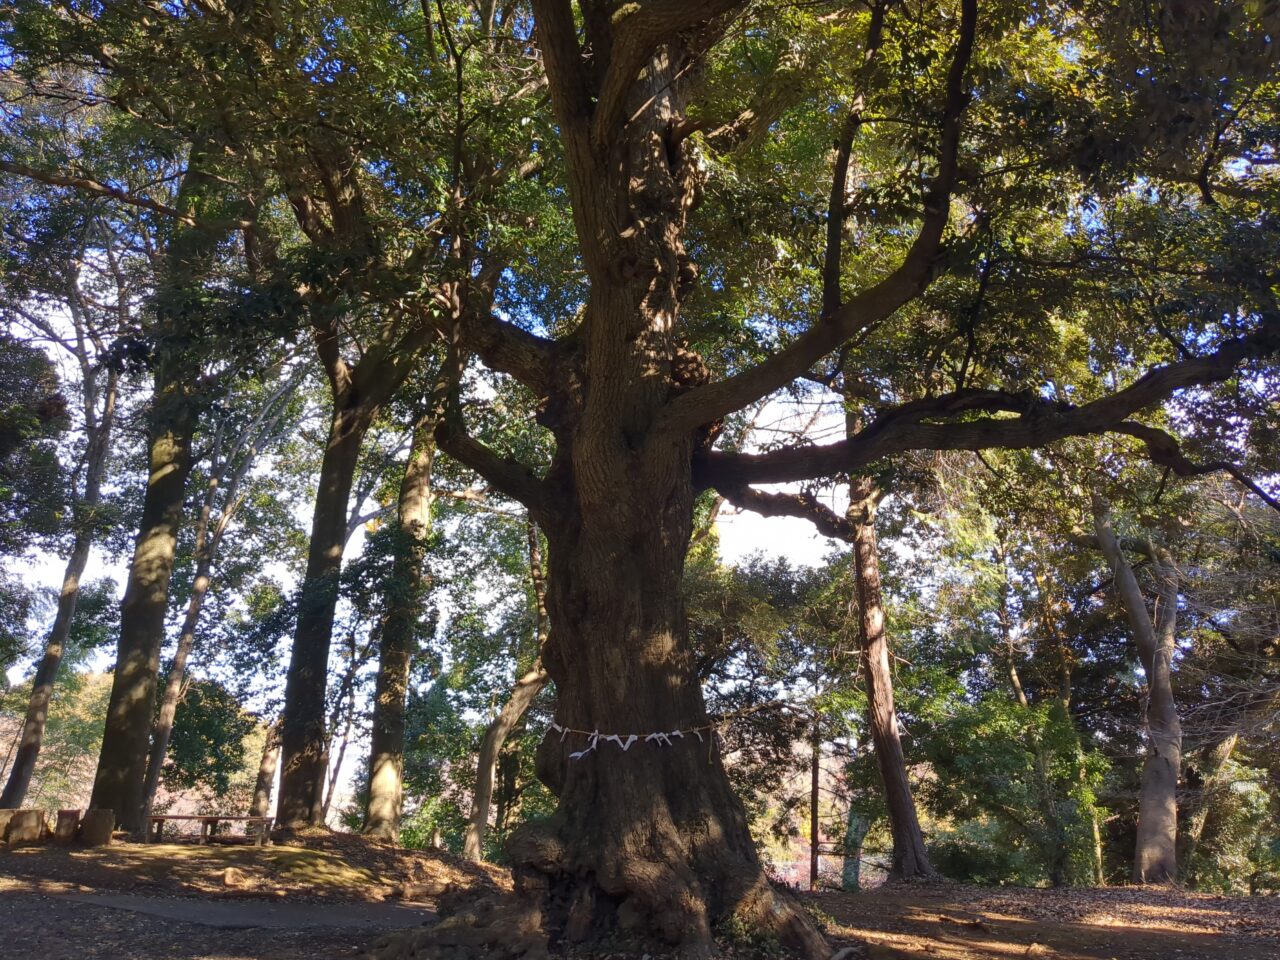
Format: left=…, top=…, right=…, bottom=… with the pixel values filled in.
left=90, top=375, right=194, bottom=833
left=512, top=472, right=825, bottom=957
left=464, top=521, right=550, bottom=861
left=364, top=412, right=437, bottom=841
left=0, top=371, right=117, bottom=809
left=477, top=14, right=826, bottom=954
left=250, top=718, right=283, bottom=818
left=277, top=403, right=370, bottom=828
left=1092, top=494, right=1183, bottom=884
left=848, top=479, right=935, bottom=881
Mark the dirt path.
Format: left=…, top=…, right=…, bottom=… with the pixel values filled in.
left=63, top=892, right=433, bottom=929
left=0, top=890, right=380, bottom=960
left=815, top=883, right=1280, bottom=960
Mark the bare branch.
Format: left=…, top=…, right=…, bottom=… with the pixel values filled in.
left=435, top=416, right=551, bottom=517
left=0, top=159, right=252, bottom=230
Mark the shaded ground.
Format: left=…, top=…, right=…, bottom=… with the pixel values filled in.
left=0, top=833, right=507, bottom=903
left=0, top=890, right=388, bottom=960
left=0, top=834, right=496, bottom=960
left=813, top=882, right=1280, bottom=960
left=4, top=837, right=1278, bottom=959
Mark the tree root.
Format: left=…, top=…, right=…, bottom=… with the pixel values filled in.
left=367, top=894, right=548, bottom=960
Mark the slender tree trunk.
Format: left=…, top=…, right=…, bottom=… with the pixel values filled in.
left=250, top=718, right=283, bottom=818
left=1, top=371, right=117, bottom=809
left=464, top=522, right=550, bottom=861
left=848, top=478, right=935, bottom=880
left=809, top=722, right=821, bottom=891
left=1092, top=494, right=1183, bottom=884
left=465, top=665, right=548, bottom=860
left=1179, top=733, right=1237, bottom=881
left=997, top=561, right=1071, bottom=886
left=90, top=374, right=195, bottom=833
left=364, top=412, right=438, bottom=840
left=322, top=696, right=355, bottom=822
left=141, top=368, right=301, bottom=819
left=277, top=401, right=370, bottom=828
left=139, top=519, right=213, bottom=820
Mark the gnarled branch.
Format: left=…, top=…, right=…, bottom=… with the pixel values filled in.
left=698, top=329, right=1278, bottom=488
left=716, top=485, right=857, bottom=541
left=1116, top=422, right=1280, bottom=513
left=661, top=0, right=978, bottom=435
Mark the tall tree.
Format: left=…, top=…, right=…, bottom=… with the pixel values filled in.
left=1091, top=492, right=1183, bottom=883
left=0, top=202, right=123, bottom=809
left=363, top=405, right=442, bottom=840
left=8, top=1, right=1280, bottom=951
left=140, top=367, right=305, bottom=818
left=464, top=520, right=550, bottom=861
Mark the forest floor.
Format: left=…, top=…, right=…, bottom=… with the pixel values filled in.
left=2, top=836, right=1278, bottom=959
left=812, top=882, right=1280, bottom=960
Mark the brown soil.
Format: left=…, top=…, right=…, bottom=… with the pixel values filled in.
left=813, top=882, right=1280, bottom=960
left=0, top=831, right=508, bottom=903
left=4, top=835, right=1277, bottom=959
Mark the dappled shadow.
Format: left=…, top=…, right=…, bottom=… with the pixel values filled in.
left=812, top=884, right=1280, bottom=960
left=0, top=832, right=506, bottom=905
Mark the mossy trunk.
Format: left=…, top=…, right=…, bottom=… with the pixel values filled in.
left=365, top=412, right=437, bottom=841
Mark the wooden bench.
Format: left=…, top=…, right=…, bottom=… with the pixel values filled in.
left=147, top=814, right=273, bottom=846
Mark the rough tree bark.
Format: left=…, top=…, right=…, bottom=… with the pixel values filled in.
left=89, top=369, right=196, bottom=832
left=428, top=0, right=1272, bottom=949
left=364, top=409, right=439, bottom=841
left=848, top=478, right=936, bottom=880
left=1092, top=493, right=1183, bottom=884
left=422, top=2, right=980, bottom=953
left=464, top=522, right=550, bottom=861
left=0, top=367, right=117, bottom=809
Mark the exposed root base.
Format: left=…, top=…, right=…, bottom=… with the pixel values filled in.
left=367, top=894, right=547, bottom=960
left=365, top=878, right=831, bottom=960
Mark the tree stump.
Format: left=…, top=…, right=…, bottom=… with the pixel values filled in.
left=80, top=808, right=115, bottom=846
left=55, top=809, right=81, bottom=845
left=5, top=810, right=48, bottom=847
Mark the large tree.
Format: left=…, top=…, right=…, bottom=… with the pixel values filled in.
left=8, top=0, right=1280, bottom=953
left=430, top=2, right=1278, bottom=951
